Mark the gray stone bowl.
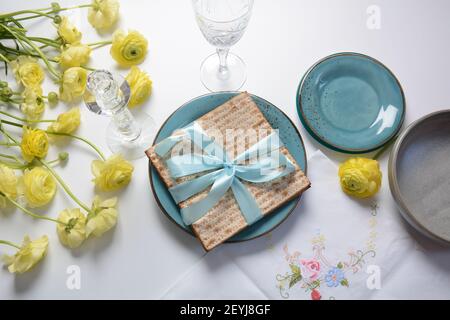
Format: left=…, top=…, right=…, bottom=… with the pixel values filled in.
left=389, top=110, right=450, bottom=245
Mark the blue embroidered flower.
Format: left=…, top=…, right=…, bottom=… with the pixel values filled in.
left=325, top=267, right=345, bottom=287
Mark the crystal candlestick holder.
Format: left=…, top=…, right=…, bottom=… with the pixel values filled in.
left=84, top=70, right=156, bottom=160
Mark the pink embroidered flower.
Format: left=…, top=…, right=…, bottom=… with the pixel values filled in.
left=300, top=259, right=321, bottom=280
left=311, top=289, right=321, bottom=300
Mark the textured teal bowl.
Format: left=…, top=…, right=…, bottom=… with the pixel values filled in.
left=148, top=92, right=307, bottom=242
left=297, top=52, right=405, bottom=154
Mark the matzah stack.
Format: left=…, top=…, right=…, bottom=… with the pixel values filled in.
left=147, top=92, right=310, bottom=251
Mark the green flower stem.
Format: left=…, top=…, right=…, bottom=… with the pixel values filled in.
left=0, top=160, right=27, bottom=170
left=0, top=155, right=63, bottom=170
left=1, top=10, right=55, bottom=19
left=0, top=142, right=19, bottom=146
left=0, top=25, right=33, bottom=56
left=0, top=111, right=56, bottom=123
left=5, top=193, right=67, bottom=226
left=38, top=159, right=91, bottom=214
left=28, top=37, right=60, bottom=48
left=46, top=131, right=106, bottom=161
left=0, top=119, right=106, bottom=161
left=0, top=127, right=18, bottom=145
left=61, top=4, right=94, bottom=11
left=0, top=7, right=53, bottom=18
left=0, top=52, right=11, bottom=63
left=87, top=40, right=112, bottom=46
left=0, top=24, right=60, bottom=79
left=0, top=240, right=21, bottom=249
left=9, top=14, right=53, bottom=22
left=5, top=25, right=27, bottom=32
left=0, top=127, right=17, bottom=144
left=46, top=158, right=60, bottom=166
left=0, top=121, right=93, bottom=213
left=0, top=46, right=59, bottom=63
left=5, top=98, right=23, bottom=105
left=82, top=66, right=96, bottom=72
left=0, top=153, right=20, bottom=161
left=4, top=4, right=94, bottom=21
left=87, top=40, right=112, bottom=49
left=0, top=119, right=22, bottom=128
left=39, top=43, right=52, bottom=50
left=14, top=32, right=60, bottom=79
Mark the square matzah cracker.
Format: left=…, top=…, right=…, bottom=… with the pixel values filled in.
left=146, top=92, right=310, bottom=251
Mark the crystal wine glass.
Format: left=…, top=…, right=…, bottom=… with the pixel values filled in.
left=192, top=0, right=254, bottom=92
left=83, top=70, right=156, bottom=160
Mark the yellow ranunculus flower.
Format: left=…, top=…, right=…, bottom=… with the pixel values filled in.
left=20, top=167, right=56, bottom=208
left=20, top=86, right=45, bottom=120
left=2, top=235, right=48, bottom=274
left=47, top=107, right=81, bottom=134
left=338, top=158, right=382, bottom=198
left=58, top=16, right=82, bottom=44
left=0, top=164, right=18, bottom=208
left=56, top=208, right=86, bottom=249
left=59, top=67, right=87, bottom=102
left=20, top=127, right=49, bottom=163
left=91, top=154, right=134, bottom=192
left=88, top=0, right=120, bottom=30
left=57, top=44, right=92, bottom=69
left=110, top=29, right=148, bottom=67
left=10, top=56, right=44, bottom=88
left=126, top=66, right=152, bottom=107
left=86, top=196, right=118, bottom=237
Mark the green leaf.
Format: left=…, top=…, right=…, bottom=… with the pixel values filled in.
left=289, top=264, right=301, bottom=275
left=337, top=262, right=344, bottom=269
left=287, top=264, right=302, bottom=288
left=311, top=280, right=321, bottom=288
left=340, top=279, right=349, bottom=287
left=289, top=272, right=302, bottom=288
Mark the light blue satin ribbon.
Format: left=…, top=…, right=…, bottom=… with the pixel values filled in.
left=154, top=122, right=295, bottom=226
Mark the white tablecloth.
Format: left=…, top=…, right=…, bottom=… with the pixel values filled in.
left=1, top=0, right=450, bottom=299
left=163, top=151, right=450, bottom=300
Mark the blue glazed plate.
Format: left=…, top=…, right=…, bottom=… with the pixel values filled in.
left=148, top=92, right=307, bottom=242
left=297, top=52, right=405, bottom=154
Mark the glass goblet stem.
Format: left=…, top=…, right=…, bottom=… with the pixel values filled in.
left=217, top=48, right=230, bottom=77
left=111, top=107, right=142, bottom=142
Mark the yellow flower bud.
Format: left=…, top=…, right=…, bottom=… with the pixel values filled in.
left=59, top=67, right=87, bottom=102
left=47, top=107, right=81, bottom=134
left=10, top=56, right=44, bottom=88
left=20, top=167, right=56, bottom=208
left=20, top=86, right=45, bottom=120
left=86, top=196, right=118, bottom=237
left=88, top=0, right=120, bottom=30
left=125, top=66, right=152, bottom=107
left=2, top=235, right=48, bottom=274
left=91, top=154, right=134, bottom=192
left=58, top=16, right=82, bottom=44
left=0, top=164, right=18, bottom=208
left=57, top=44, right=92, bottom=69
left=338, top=158, right=382, bottom=198
left=20, top=127, right=49, bottom=163
left=110, top=29, right=148, bottom=67
left=56, top=208, right=86, bottom=249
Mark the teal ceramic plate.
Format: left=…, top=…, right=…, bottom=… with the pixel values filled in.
left=297, top=52, right=405, bottom=154
left=149, top=92, right=307, bottom=242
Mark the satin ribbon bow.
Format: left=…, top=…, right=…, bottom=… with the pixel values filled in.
left=154, top=122, right=295, bottom=226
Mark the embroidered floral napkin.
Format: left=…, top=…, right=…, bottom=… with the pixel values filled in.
left=162, top=150, right=450, bottom=300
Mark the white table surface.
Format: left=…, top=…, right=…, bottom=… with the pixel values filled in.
left=1, top=0, right=450, bottom=299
